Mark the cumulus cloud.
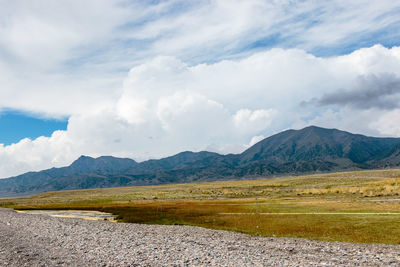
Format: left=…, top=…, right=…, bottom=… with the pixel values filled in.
left=1, top=1, right=400, bottom=177
left=232, top=109, right=275, bottom=135
left=371, top=109, right=400, bottom=137
left=0, top=131, right=75, bottom=178
left=0, top=0, right=130, bottom=117
left=1, top=45, right=400, bottom=178
left=1, top=1, right=400, bottom=117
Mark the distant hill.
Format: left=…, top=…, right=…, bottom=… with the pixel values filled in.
left=1, top=126, right=400, bottom=197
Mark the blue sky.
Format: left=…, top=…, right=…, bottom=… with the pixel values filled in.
left=1, top=0, right=400, bottom=178
left=0, top=111, right=67, bottom=145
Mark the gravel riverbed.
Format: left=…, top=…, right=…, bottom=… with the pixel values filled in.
left=1, top=208, right=400, bottom=266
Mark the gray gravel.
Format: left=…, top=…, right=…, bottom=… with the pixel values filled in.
left=1, top=208, right=400, bottom=266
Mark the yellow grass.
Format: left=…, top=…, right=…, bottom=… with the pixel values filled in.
left=1, top=169, right=400, bottom=244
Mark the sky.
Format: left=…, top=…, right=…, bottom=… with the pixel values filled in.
left=1, top=0, right=400, bottom=178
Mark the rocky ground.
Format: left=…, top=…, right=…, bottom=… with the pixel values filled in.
left=1, top=208, right=400, bottom=266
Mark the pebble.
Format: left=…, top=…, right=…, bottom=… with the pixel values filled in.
left=0, top=208, right=399, bottom=266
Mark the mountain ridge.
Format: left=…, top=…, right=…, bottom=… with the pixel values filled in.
left=1, top=125, right=400, bottom=197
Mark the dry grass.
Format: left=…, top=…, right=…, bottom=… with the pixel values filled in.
left=2, top=169, right=400, bottom=244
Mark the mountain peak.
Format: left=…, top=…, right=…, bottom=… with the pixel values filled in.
left=70, top=155, right=95, bottom=166
left=69, top=155, right=137, bottom=174
left=78, top=155, right=92, bottom=159
left=301, top=125, right=328, bottom=131
left=240, top=125, right=400, bottom=164
left=2, top=126, right=400, bottom=197
left=298, top=125, right=341, bottom=134
left=76, top=155, right=94, bottom=160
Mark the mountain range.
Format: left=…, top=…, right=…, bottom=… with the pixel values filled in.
left=1, top=126, right=400, bottom=197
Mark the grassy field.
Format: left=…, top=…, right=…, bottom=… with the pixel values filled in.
left=1, top=169, right=400, bottom=244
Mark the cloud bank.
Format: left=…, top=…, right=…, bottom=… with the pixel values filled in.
left=1, top=45, right=400, bottom=177
left=1, top=1, right=400, bottom=177
left=1, top=0, right=400, bottom=117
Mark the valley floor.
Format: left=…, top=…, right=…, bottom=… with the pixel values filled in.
left=3, top=169, right=400, bottom=244
left=1, top=208, right=400, bottom=266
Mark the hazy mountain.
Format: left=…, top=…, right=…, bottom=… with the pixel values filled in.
left=1, top=126, right=400, bottom=197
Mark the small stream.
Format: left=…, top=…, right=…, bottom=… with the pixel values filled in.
left=16, top=210, right=117, bottom=222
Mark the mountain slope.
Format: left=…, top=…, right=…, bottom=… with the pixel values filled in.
left=238, top=126, right=400, bottom=175
left=1, top=126, right=400, bottom=197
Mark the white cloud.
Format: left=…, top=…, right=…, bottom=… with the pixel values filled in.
left=0, top=0, right=129, bottom=68
left=126, top=1, right=400, bottom=61
left=0, top=131, right=75, bottom=178
left=2, top=45, right=400, bottom=178
left=0, top=1, right=399, bottom=117
left=233, top=109, right=275, bottom=135
left=1, top=1, right=400, bottom=177
left=371, top=110, right=400, bottom=137
left=0, top=0, right=129, bottom=117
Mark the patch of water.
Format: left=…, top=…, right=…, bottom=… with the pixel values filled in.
left=16, top=210, right=117, bottom=222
